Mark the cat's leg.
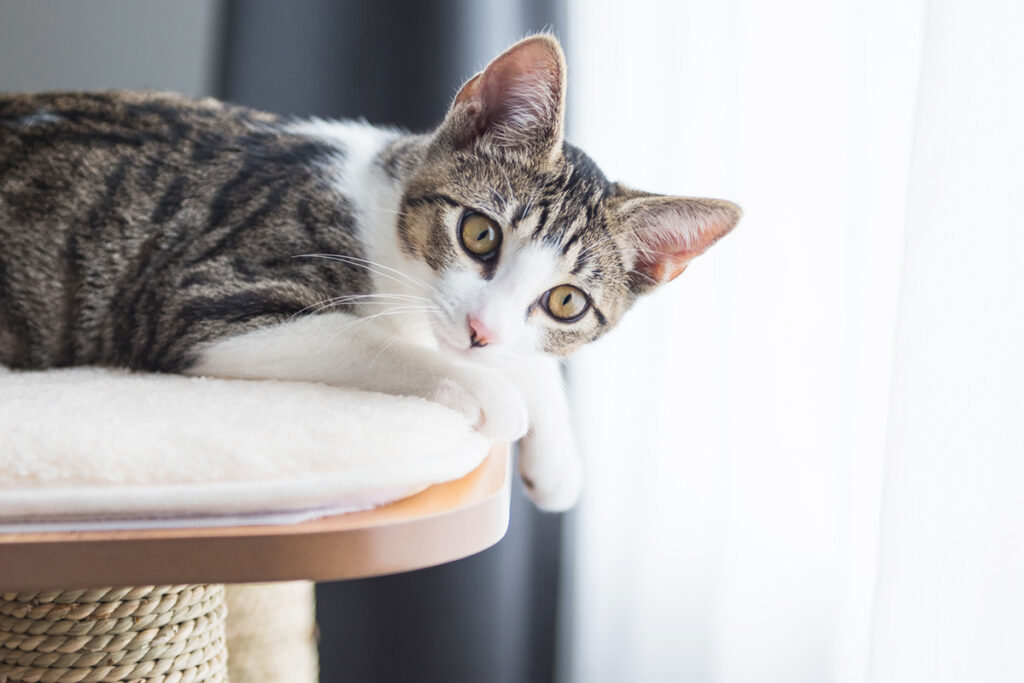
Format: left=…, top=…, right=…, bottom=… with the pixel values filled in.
left=185, top=312, right=529, bottom=442
left=510, top=356, right=583, bottom=512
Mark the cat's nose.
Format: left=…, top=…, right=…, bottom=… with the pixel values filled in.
left=467, top=315, right=496, bottom=348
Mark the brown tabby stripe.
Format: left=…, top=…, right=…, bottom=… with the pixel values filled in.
left=0, top=91, right=372, bottom=371
left=0, top=81, right=697, bottom=366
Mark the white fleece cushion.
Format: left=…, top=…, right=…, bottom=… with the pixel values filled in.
left=0, top=366, right=490, bottom=526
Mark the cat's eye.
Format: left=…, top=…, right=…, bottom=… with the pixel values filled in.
left=543, top=285, right=590, bottom=322
left=459, top=211, right=502, bottom=261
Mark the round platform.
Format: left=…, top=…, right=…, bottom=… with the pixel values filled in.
left=0, top=446, right=510, bottom=592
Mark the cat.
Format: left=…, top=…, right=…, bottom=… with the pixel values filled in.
left=0, top=35, right=739, bottom=511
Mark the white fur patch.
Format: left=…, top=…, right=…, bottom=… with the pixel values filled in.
left=434, top=242, right=563, bottom=359
left=287, top=119, right=438, bottom=345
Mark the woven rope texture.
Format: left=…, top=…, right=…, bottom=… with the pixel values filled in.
left=224, top=582, right=318, bottom=683
left=0, top=584, right=227, bottom=683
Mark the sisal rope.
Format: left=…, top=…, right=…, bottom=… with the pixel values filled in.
left=0, top=584, right=227, bottom=683
left=224, top=582, right=318, bottom=683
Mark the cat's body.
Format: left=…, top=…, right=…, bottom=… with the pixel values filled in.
left=0, top=90, right=375, bottom=371
left=0, top=37, right=740, bottom=510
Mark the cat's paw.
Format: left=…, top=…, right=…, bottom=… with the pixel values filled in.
left=429, top=368, right=529, bottom=442
left=518, top=427, right=583, bottom=512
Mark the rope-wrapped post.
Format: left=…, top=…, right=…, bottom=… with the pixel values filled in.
left=0, top=584, right=227, bottom=682
left=224, top=582, right=318, bottom=683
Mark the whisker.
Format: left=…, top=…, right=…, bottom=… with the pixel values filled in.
left=497, top=164, right=517, bottom=207
left=289, top=292, right=434, bottom=319
left=491, top=164, right=517, bottom=213
left=294, top=253, right=441, bottom=296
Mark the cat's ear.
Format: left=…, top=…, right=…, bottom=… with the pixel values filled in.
left=611, top=189, right=741, bottom=293
left=438, top=34, right=566, bottom=159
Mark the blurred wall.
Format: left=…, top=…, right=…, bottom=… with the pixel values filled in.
left=0, top=0, right=223, bottom=95
left=220, top=0, right=564, bottom=130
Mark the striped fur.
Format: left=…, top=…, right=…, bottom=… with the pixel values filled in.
left=0, top=90, right=372, bottom=371
left=0, top=88, right=735, bottom=370
left=0, top=36, right=740, bottom=510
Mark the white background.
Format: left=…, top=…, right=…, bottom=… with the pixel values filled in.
left=563, top=0, right=1023, bottom=681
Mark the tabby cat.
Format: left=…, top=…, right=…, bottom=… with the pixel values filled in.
left=0, top=36, right=739, bottom=510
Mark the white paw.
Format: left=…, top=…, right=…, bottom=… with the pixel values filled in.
left=429, top=367, right=529, bottom=442
left=518, top=427, right=583, bottom=512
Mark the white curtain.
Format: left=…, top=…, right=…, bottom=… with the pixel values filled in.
left=561, top=1, right=1023, bottom=682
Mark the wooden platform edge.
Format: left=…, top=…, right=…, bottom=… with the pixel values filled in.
left=0, top=445, right=511, bottom=591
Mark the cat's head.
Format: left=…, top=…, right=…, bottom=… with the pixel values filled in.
left=397, top=35, right=740, bottom=361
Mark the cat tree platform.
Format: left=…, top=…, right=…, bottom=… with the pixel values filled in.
left=0, top=446, right=509, bottom=591
left=0, top=447, right=509, bottom=682
left=0, top=367, right=512, bottom=682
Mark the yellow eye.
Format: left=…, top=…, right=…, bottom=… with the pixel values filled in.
left=460, top=211, right=502, bottom=260
left=544, top=285, right=590, bottom=322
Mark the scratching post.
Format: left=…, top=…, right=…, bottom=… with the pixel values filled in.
left=224, top=582, right=319, bottom=683
left=0, top=443, right=510, bottom=683
left=0, top=582, right=320, bottom=683
left=0, top=584, right=228, bottom=682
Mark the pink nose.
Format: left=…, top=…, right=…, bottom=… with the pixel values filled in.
left=467, top=315, right=496, bottom=348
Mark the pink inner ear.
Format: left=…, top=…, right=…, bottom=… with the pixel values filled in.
left=453, top=36, right=563, bottom=143
left=642, top=251, right=692, bottom=283
left=635, top=230, right=699, bottom=284
left=630, top=199, right=740, bottom=286
left=480, top=49, right=558, bottom=123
